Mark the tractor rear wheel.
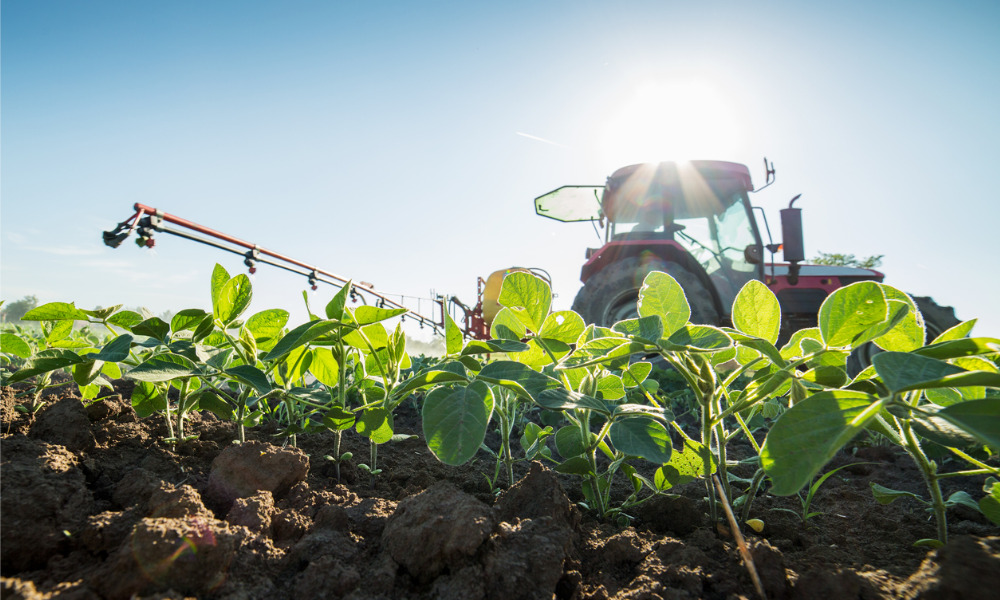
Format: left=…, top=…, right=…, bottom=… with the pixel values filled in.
left=571, top=257, right=720, bottom=328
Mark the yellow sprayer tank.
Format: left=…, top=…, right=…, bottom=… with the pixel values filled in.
left=481, top=267, right=537, bottom=325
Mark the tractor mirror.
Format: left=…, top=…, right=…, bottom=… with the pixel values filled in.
left=780, top=195, right=805, bottom=263
left=744, top=244, right=763, bottom=265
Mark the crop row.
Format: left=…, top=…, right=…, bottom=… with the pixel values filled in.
left=2, top=264, right=999, bottom=546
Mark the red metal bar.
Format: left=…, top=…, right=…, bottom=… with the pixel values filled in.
left=130, top=203, right=441, bottom=324
left=134, top=203, right=351, bottom=287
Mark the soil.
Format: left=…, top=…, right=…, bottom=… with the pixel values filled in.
left=2, top=378, right=999, bottom=600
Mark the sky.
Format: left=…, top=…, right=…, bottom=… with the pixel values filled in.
left=2, top=0, right=998, bottom=341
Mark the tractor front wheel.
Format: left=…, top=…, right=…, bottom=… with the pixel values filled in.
left=571, top=257, right=720, bottom=328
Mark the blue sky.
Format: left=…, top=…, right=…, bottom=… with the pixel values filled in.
left=2, top=0, right=998, bottom=339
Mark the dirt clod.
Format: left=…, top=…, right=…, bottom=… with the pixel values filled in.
left=383, top=481, right=496, bottom=581
left=203, top=441, right=309, bottom=512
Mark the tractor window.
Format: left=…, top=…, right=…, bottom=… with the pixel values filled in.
left=673, top=192, right=760, bottom=312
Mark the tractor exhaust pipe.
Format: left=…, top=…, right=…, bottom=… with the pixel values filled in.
left=780, top=194, right=804, bottom=284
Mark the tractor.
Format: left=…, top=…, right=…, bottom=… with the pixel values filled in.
left=533, top=160, right=958, bottom=348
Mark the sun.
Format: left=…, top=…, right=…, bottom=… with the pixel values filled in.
left=600, top=80, right=741, bottom=168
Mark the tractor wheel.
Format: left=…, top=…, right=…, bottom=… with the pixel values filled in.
left=912, top=296, right=960, bottom=340
left=847, top=295, right=960, bottom=374
left=571, top=257, right=720, bottom=328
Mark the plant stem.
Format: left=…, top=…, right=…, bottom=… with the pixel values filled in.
left=899, top=418, right=948, bottom=544
left=333, top=430, right=343, bottom=482
left=740, top=469, right=767, bottom=524
left=702, top=400, right=719, bottom=524
left=369, top=441, right=378, bottom=489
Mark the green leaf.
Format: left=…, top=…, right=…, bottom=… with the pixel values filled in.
left=914, top=338, right=1000, bottom=360
left=324, top=406, right=356, bottom=431
left=325, top=284, right=351, bottom=321
left=279, top=346, right=313, bottom=385
left=910, top=409, right=981, bottom=448
left=612, top=316, right=664, bottom=345
left=555, top=425, right=590, bottom=458
left=126, top=354, right=200, bottom=382
left=872, top=287, right=923, bottom=352
left=870, top=482, right=926, bottom=506
left=872, top=352, right=1000, bottom=394
left=82, top=304, right=123, bottom=321
left=107, top=310, right=143, bottom=329
left=620, top=362, right=652, bottom=387
left=45, top=320, right=74, bottom=343
left=246, top=309, right=290, bottom=351
left=344, top=322, right=390, bottom=351
left=130, top=381, right=167, bottom=418
left=214, top=274, right=253, bottom=325
left=490, top=307, right=527, bottom=341
left=6, top=348, right=87, bottom=383
left=21, top=302, right=89, bottom=321
left=732, top=280, right=781, bottom=344
left=932, top=319, right=977, bottom=344
left=609, top=418, right=672, bottom=463
left=477, top=360, right=562, bottom=403
left=665, top=325, right=733, bottom=352
left=355, top=306, right=407, bottom=325
left=637, top=271, right=690, bottom=336
left=554, top=456, right=593, bottom=475
left=1, top=333, right=31, bottom=359
left=801, top=365, right=849, bottom=388
left=818, top=281, right=888, bottom=348
left=131, top=317, right=170, bottom=343
left=308, top=348, right=340, bottom=387
left=781, top=327, right=823, bottom=360
left=461, top=338, right=530, bottom=355
left=263, top=320, right=340, bottom=361
left=171, top=309, right=209, bottom=333
left=498, top=271, right=551, bottom=334
left=90, top=334, right=133, bottom=362
left=356, top=408, right=394, bottom=444
left=422, top=382, right=494, bottom=466
left=534, top=388, right=611, bottom=415
left=392, top=368, right=470, bottom=398
left=444, top=310, right=464, bottom=355
left=761, top=390, right=884, bottom=495
left=225, top=364, right=272, bottom=395
left=210, top=264, right=230, bottom=309
left=199, top=392, right=236, bottom=421
left=655, top=438, right=717, bottom=490
left=72, top=360, right=103, bottom=386
left=728, top=332, right=786, bottom=367
left=539, top=311, right=586, bottom=344
left=102, top=361, right=122, bottom=379
left=611, top=404, right=673, bottom=422
left=936, top=399, right=1000, bottom=449
left=980, top=479, right=1000, bottom=526
left=596, top=374, right=626, bottom=400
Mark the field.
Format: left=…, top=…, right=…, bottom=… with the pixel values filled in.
left=2, top=267, right=999, bottom=599
left=2, top=380, right=998, bottom=599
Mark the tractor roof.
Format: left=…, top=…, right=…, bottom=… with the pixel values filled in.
left=603, top=161, right=753, bottom=222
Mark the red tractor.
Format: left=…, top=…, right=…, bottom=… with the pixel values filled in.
left=534, top=160, right=958, bottom=346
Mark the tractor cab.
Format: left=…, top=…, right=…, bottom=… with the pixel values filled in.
left=536, top=161, right=765, bottom=316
